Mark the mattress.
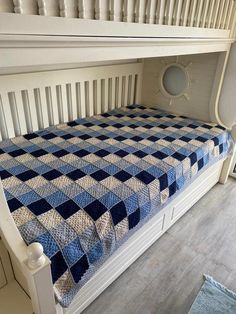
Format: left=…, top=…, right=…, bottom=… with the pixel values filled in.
left=0, top=105, right=232, bottom=307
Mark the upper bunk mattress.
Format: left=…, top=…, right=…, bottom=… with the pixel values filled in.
left=0, top=105, right=232, bottom=307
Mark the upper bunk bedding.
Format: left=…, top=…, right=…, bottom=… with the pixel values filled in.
left=0, top=105, right=232, bottom=307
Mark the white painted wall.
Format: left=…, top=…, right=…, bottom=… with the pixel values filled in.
left=219, top=43, right=236, bottom=129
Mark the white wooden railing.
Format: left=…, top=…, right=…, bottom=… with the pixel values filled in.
left=0, top=0, right=235, bottom=30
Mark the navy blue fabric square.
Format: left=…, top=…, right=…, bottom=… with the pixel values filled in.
left=172, top=152, right=186, bottom=161
left=53, top=149, right=69, bottom=158
left=24, top=133, right=39, bottom=140
left=31, top=149, right=48, bottom=157
left=110, top=201, right=127, bottom=225
left=56, top=200, right=79, bottom=219
left=180, top=136, right=191, bottom=143
left=189, top=152, right=197, bottom=166
left=16, top=170, right=38, bottom=181
left=114, top=136, right=126, bottom=142
left=61, top=134, right=74, bottom=140
left=114, top=170, right=132, bottom=182
left=67, top=121, right=78, bottom=127
left=198, top=158, right=204, bottom=170
left=114, top=150, right=129, bottom=157
left=196, top=136, right=208, bottom=143
left=128, top=208, right=140, bottom=229
left=136, top=171, right=155, bottom=184
left=165, top=136, right=175, bottom=142
left=8, top=149, right=26, bottom=157
left=85, top=200, right=107, bottom=220
left=97, top=135, right=109, bottom=141
left=79, top=134, right=91, bottom=140
left=28, top=199, right=52, bottom=215
left=152, top=151, right=168, bottom=160
left=90, top=170, right=110, bottom=181
left=188, top=124, right=198, bottom=129
left=133, top=150, right=148, bottom=158
left=212, top=137, right=219, bottom=146
left=159, top=173, right=168, bottom=191
left=73, top=149, right=90, bottom=158
left=169, top=181, right=177, bottom=197
left=7, top=198, right=23, bottom=212
left=67, top=169, right=86, bottom=181
left=99, top=123, right=109, bottom=128
left=113, top=123, right=124, bottom=128
left=0, top=170, right=12, bottom=180
left=94, top=150, right=110, bottom=157
left=71, top=255, right=89, bottom=283
left=148, top=136, right=160, bottom=142
left=42, top=170, right=62, bottom=181
left=143, top=124, right=153, bottom=129
left=158, top=124, right=168, bottom=129
left=50, top=251, right=68, bottom=283
left=42, top=133, right=57, bottom=140
left=131, top=136, right=143, bottom=142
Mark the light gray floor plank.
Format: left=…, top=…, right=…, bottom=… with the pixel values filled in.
left=83, top=178, right=236, bottom=314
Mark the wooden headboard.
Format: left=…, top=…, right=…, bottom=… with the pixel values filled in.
left=0, top=62, right=143, bottom=140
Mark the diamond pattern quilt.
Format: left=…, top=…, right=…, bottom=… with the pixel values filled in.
left=0, top=105, right=232, bottom=307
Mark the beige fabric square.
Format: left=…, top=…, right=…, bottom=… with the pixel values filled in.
left=124, top=154, right=140, bottom=164
left=164, top=156, right=181, bottom=167
left=12, top=207, right=35, bottom=227
left=157, top=139, right=170, bottom=147
left=103, top=154, right=121, bottom=163
left=57, top=123, right=67, bottom=130
left=31, top=137, right=45, bottom=144
left=213, top=146, right=220, bottom=157
left=191, top=163, right=198, bottom=176
left=76, top=176, right=97, bottom=190
left=68, top=137, right=83, bottom=145
left=207, top=140, right=215, bottom=153
left=38, top=154, right=57, bottom=163
left=52, top=176, right=72, bottom=189
left=148, top=179, right=160, bottom=200
left=83, top=154, right=100, bottom=163
left=115, top=218, right=129, bottom=241
left=182, top=157, right=191, bottom=174
left=67, top=210, right=93, bottom=235
left=49, top=137, right=64, bottom=144
left=0, top=153, right=12, bottom=162
left=95, top=212, right=113, bottom=239
left=161, top=188, right=169, bottom=204
left=54, top=270, right=74, bottom=296
left=86, top=138, right=101, bottom=145
left=125, top=177, right=145, bottom=192
left=182, top=127, right=194, bottom=133
left=104, top=138, right=119, bottom=146
left=143, top=155, right=159, bottom=165
left=189, top=139, right=203, bottom=147
left=11, top=136, right=26, bottom=144
left=38, top=209, right=64, bottom=229
left=15, top=153, right=34, bottom=163
left=101, top=177, right=121, bottom=190
left=60, top=154, right=78, bottom=164
left=26, top=176, right=48, bottom=189
left=173, top=139, right=187, bottom=147
left=1, top=176, right=22, bottom=188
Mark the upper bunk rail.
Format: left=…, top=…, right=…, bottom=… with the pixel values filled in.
left=0, top=0, right=235, bottom=32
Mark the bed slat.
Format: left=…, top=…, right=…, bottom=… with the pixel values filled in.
left=26, top=89, right=39, bottom=132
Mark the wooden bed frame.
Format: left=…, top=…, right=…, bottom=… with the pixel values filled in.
left=0, top=1, right=236, bottom=313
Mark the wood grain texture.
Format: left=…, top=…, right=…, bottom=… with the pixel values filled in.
left=83, top=178, right=236, bottom=314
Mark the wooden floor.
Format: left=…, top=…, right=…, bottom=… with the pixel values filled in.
left=83, top=178, right=236, bottom=314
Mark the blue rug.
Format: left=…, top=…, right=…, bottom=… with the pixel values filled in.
left=189, top=275, right=236, bottom=314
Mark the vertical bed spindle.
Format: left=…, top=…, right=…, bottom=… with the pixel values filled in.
left=189, top=0, right=197, bottom=27
left=212, top=0, right=221, bottom=28
left=123, top=0, right=135, bottom=23
left=216, top=1, right=226, bottom=29
left=174, top=0, right=183, bottom=26
left=182, top=0, right=190, bottom=26
left=38, top=0, right=60, bottom=16
left=221, top=0, right=230, bottom=29
left=226, top=0, right=235, bottom=29
left=59, top=0, right=78, bottom=18
left=135, top=0, right=146, bottom=23
left=79, top=0, right=94, bottom=19
left=26, top=90, right=39, bottom=132
left=166, top=0, right=174, bottom=25
left=95, top=0, right=109, bottom=20
left=109, top=0, right=123, bottom=21
left=146, top=0, right=157, bottom=24
left=206, top=0, right=215, bottom=28
left=195, top=0, right=204, bottom=27
left=201, top=0, right=210, bottom=28
left=79, top=82, right=86, bottom=118
left=12, top=91, right=28, bottom=136
left=0, top=93, right=13, bottom=140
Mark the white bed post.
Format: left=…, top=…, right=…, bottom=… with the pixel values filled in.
left=219, top=125, right=236, bottom=184
left=0, top=180, right=56, bottom=314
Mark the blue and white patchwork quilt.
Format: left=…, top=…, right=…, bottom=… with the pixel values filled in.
left=0, top=105, right=232, bottom=307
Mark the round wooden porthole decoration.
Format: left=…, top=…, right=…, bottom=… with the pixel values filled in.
left=159, top=62, right=191, bottom=106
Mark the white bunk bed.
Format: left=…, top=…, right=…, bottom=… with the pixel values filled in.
left=0, top=1, right=236, bottom=314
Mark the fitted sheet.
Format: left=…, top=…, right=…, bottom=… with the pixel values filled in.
left=0, top=105, right=232, bottom=307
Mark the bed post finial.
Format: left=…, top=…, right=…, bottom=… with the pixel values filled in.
left=26, top=243, right=45, bottom=269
